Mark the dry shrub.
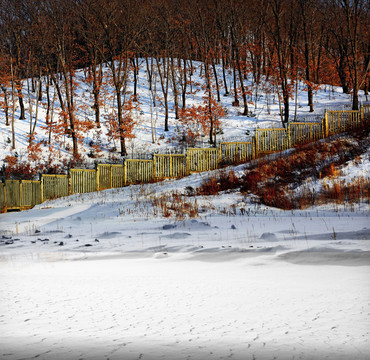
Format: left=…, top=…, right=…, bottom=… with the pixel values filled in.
left=197, top=170, right=240, bottom=195
left=239, top=133, right=370, bottom=210
left=151, top=191, right=199, bottom=220
left=258, top=187, right=295, bottom=210
left=321, top=178, right=370, bottom=204
left=3, top=155, right=38, bottom=180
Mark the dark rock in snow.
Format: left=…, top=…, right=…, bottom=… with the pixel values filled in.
left=2, top=235, right=12, bottom=239
left=94, top=239, right=100, bottom=242
left=35, top=230, right=41, bottom=233
left=5, top=240, right=14, bottom=245
left=163, top=224, right=177, bottom=230
left=58, top=241, right=64, bottom=246
left=231, top=225, right=237, bottom=230
left=66, top=234, right=73, bottom=239
left=260, top=232, right=279, bottom=241
left=85, top=244, right=93, bottom=247
left=31, top=240, right=36, bottom=244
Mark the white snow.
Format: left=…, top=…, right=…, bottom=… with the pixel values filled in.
left=0, top=60, right=369, bottom=360
left=0, top=172, right=369, bottom=359
left=0, top=59, right=368, bottom=167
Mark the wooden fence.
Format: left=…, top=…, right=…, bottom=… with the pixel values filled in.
left=1, top=105, right=369, bottom=212
left=324, top=110, right=361, bottom=137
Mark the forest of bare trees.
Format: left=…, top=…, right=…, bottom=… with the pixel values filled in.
left=0, top=0, right=368, bottom=159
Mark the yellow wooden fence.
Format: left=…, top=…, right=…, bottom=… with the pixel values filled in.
left=126, top=159, right=153, bottom=184
left=290, top=122, right=323, bottom=145
left=187, top=148, right=220, bottom=172
left=324, top=110, right=361, bottom=137
left=0, top=183, right=5, bottom=212
left=362, top=104, right=370, bottom=120
left=70, top=169, right=97, bottom=194
left=154, top=155, right=187, bottom=179
left=221, top=142, right=253, bottom=164
left=0, top=180, right=41, bottom=211
left=1, top=106, right=369, bottom=212
left=42, top=174, right=69, bottom=201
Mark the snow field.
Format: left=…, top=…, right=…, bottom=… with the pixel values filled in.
left=0, top=253, right=369, bottom=360
left=0, top=59, right=369, bottom=359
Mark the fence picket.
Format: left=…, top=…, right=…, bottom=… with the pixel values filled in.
left=0, top=183, right=5, bottom=212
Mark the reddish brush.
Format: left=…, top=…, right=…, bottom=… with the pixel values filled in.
left=3, top=155, right=38, bottom=180
left=197, top=132, right=370, bottom=210
left=197, top=170, right=240, bottom=195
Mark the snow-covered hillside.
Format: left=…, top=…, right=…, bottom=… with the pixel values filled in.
left=0, top=61, right=369, bottom=360
left=1, top=60, right=368, bottom=169
left=1, top=150, right=369, bottom=359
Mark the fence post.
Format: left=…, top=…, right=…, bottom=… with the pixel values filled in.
left=68, top=169, right=72, bottom=195
left=287, top=124, right=292, bottom=149
left=40, top=175, right=44, bottom=203
left=124, top=161, right=127, bottom=186
left=252, top=134, right=258, bottom=159
left=153, top=155, right=157, bottom=179
left=82, top=170, right=85, bottom=194
left=202, top=149, right=206, bottom=171
left=19, top=180, right=22, bottom=209
left=218, top=144, right=223, bottom=166
left=4, top=182, right=7, bottom=212
left=324, top=112, right=329, bottom=138
left=185, top=151, right=190, bottom=176
left=110, top=165, right=113, bottom=189
left=96, top=165, right=100, bottom=191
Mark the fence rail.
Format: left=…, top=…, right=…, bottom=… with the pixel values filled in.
left=1, top=105, right=369, bottom=212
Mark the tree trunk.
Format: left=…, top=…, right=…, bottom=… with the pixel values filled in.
left=182, top=58, right=187, bottom=108
left=116, top=87, right=127, bottom=156
left=92, top=62, right=102, bottom=128
left=51, top=74, right=65, bottom=114
left=1, top=87, right=9, bottom=126
left=222, top=56, right=229, bottom=96
left=283, top=89, right=289, bottom=125
left=212, top=62, right=221, bottom=102
left=235, top=49, right=248, bottom=116
left=60, top=61, right=78, bottom=158
left=170, top=57, right=179, bottom=119
left=232, top=58, right=239, bottom=106
left=155, top=57, right=169, bottom=131
left=10, top=61, right=16, bottom=150
left=338, top=56, right=350, bottom=94
left=45, top=74, right=51, bottom=124
left=145, top=57, right=153, bottom=91
left=206, top=67, right=214, bottom=145
left=131, top=57, right=138, bottom=102
left=38, top=76, right=42, bottom=102
left=16, top=83, right=25, bottom=120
